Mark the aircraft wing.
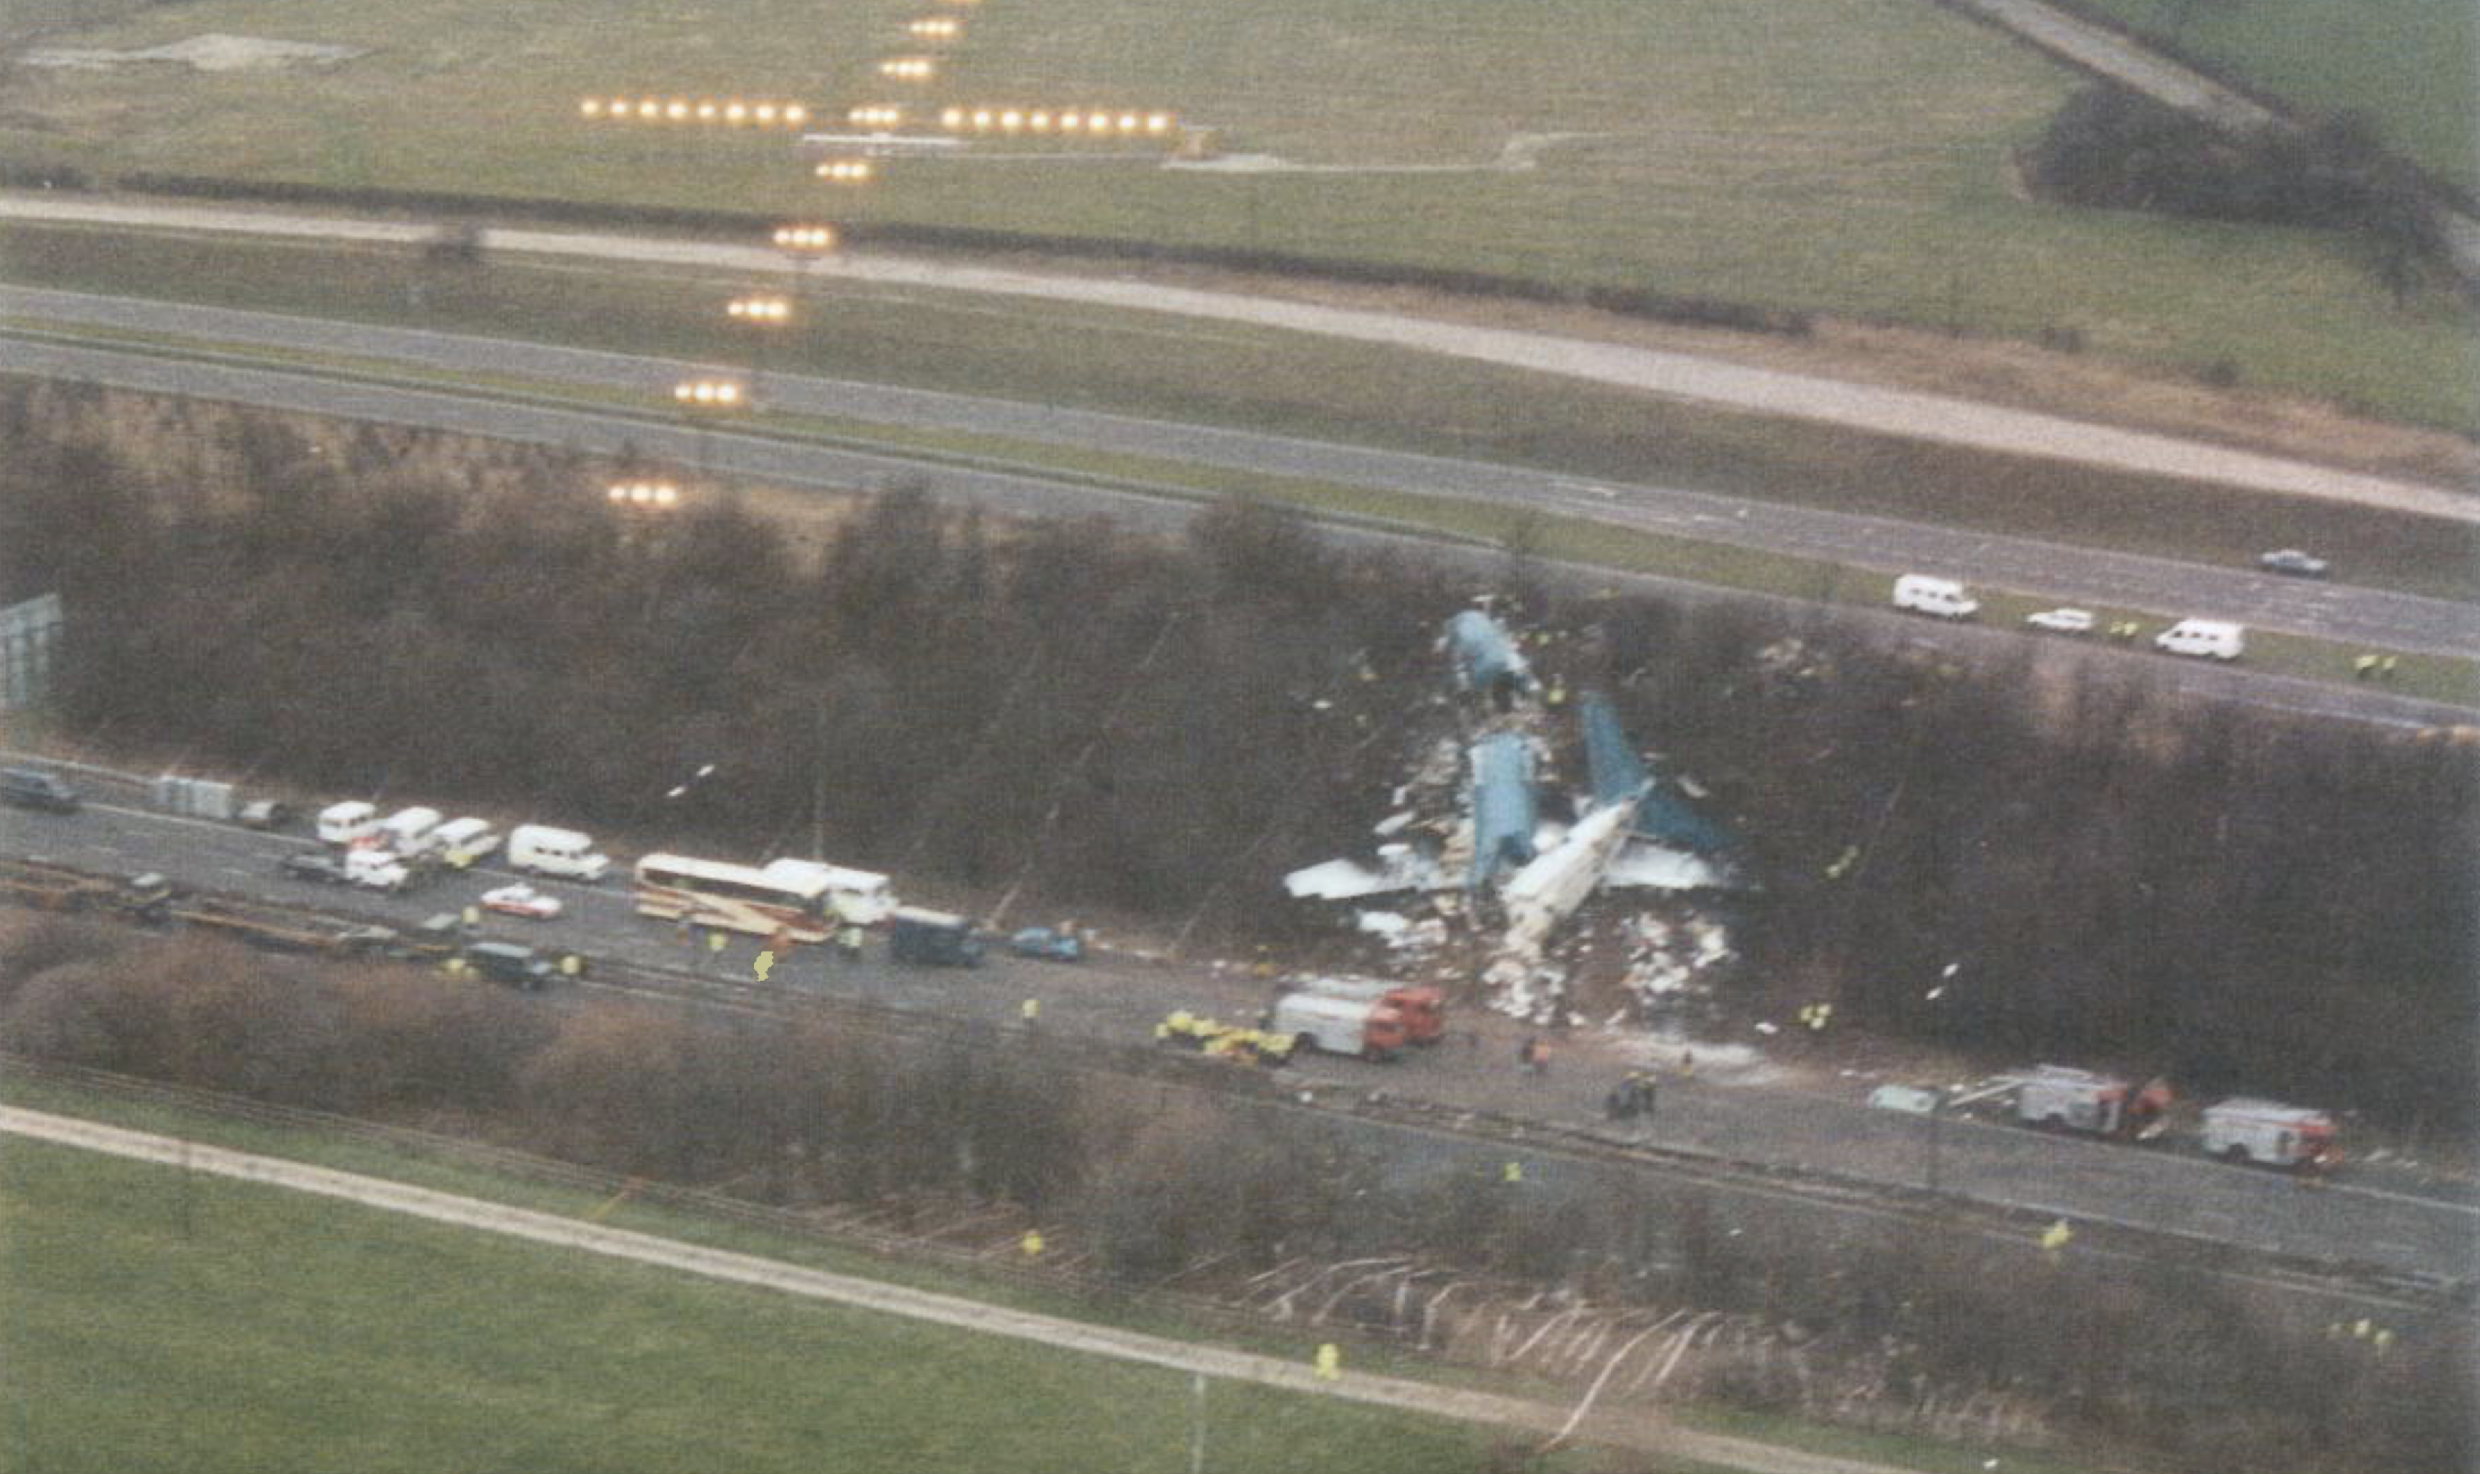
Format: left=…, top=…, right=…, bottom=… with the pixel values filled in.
left=1282, top=845, right=1445, bottom=900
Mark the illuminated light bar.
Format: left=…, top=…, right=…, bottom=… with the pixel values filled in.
left=814, top=158, right=876, bottom=183
left=771, top=224, right=840, bottom=251
left=878, top=57, right=936, bottom=81
left=908, top=16, right=963, bottom=40
left=940, top=105, right=1180, bottom=138
left=850, top=104, right=907, bottom=128
left=581, top=95, right=813, bottom=127
left=673, top=380, right=747, bottom=407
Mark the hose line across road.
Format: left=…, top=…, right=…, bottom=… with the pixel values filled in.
left=1, top=1105, right=1926, bottom=1474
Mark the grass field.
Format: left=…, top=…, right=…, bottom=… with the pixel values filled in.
left=0, top=1133, right=1590, bottom=1474
left=2069, top=0, right=2478, bottom=197
left=0, top=0, right=2470, bottom=427
left=0, top=1072, right=2117, bottom=1474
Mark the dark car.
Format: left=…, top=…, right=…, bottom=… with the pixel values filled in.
left=238, top=799, right=296, bottom=831
left=2258, top=548, right=2330, bottom=578
left=279, top=851, right=348, bottom=885
left=0, top=767, right=81, bottom=814
left=889, top=907, right=984, bottom=967
left=1008, top=926, right=1084, bottom=962
left=462, top=941, right=558, bottom=991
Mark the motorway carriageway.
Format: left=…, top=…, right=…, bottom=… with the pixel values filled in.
left=5, top=285, right=2480, bottom=676
left=8, top=782, right=2475, bottom=1307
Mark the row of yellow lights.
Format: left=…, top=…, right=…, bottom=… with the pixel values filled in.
left=609, top=480, right=683, bottom=507
left=907, top=16, right=963, bottom=41
left=580, top=97, right=811, bottom=126
left=674, top=379, right=747, bottom=406
left=878, top=57, right=936, bottom=81
left=727, top=294, right=793, bottom=322
left=849, top=104, right=906, bottom=128
left=932, top=105, right=1175, bottom=137
left=814, top=159, right=876, bottom=183
left=938, top=105, right=1174, bottom=136
left=772, top=224, right=839, bottom=251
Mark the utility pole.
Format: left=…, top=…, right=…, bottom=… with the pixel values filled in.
left=1189, top=1372, right=1207, bottom=1474
left=1926, top=1089, right=1946, bottom=1195
left=812, top=686, right=828, bottom=861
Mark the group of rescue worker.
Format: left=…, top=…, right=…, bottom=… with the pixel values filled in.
left=1154, top=1009, right=1295, bottom=1067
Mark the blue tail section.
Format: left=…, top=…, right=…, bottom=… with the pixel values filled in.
left=1580, top=693, right=1732, bottom=856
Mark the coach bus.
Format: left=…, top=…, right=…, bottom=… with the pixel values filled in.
left=632, top=853, right=897, bottom=942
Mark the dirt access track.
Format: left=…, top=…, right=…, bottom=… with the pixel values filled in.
left=5, top=192, right=2475, bottom=518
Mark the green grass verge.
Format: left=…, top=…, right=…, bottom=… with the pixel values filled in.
left=0, top=1132, right=1547, bottom=1474
left=0, top=0, right=2471, bottom=426
left=0, top=1071, right=2123, bottom=1474
left=2066, top=0, right=2478, bottom=197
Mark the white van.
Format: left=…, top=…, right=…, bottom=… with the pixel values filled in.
left=377, top=805, right=446, bottom=856
left=431, top=816, right=503, bottom=866
left=1891, top=574, right=1979, bottom=620
left=316, top=800, right=380, bottom=847
left=2154, top=619, right=2244, bottom=661
left=507, top=824, right=611, bottom=882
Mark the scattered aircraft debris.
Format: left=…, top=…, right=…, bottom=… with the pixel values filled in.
left=1282, top=605, right=1748, bottom=1023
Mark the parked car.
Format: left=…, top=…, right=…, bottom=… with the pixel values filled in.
left=237, top=798, right=295, bottom=831
left=1008, top=926, right=1085, bottom=962
left=461, top=941, right=559, bottom=991
left=479, top=882, right=563, bottom=921
left=2258, top=548, right=2329, bottom=578
left=0, top=767, right=81, bottom=814
left=2024, top=607, right=2094, bottom=635
left=279, top=851, right=349, bottom=885
left=889, top=907, right=984, bottom=966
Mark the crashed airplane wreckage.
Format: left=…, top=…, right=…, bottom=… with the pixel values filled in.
left=1284, top=610, right=1742, bottom=974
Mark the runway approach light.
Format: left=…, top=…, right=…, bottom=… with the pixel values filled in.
left=939, top=105, right=1178, bottom=138
left=673, top=379, right=746, bottom=407
left=771, top=224, right=839, bottom=252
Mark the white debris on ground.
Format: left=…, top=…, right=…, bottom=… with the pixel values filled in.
left=21, top=35, right=368, bottom=71
left=1486, top=959, right=1566, bottom=1026
left=1617, top=912, right=1733, bottom=1005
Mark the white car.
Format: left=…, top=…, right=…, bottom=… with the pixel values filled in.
left=2024, top=607, right=2094, bottom=634
left=479, top=883, right=563, bottom=921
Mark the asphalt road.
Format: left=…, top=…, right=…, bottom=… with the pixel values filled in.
left=7, top=193, right=2471, bottom=520
left=10, top=791, right=2474, bottom=1300
left=7, top=322, right=2480, bottom=732
left=9, top=284, right=2478, bottom=666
